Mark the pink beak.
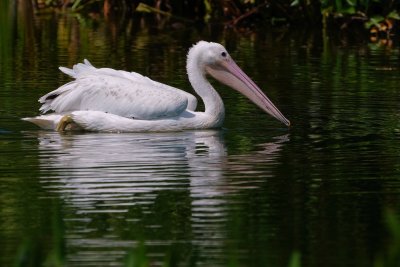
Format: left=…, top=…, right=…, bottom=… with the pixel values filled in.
left=206, top=58, right=290, bottom=127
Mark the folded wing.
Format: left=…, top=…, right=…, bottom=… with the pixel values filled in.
left=39, top=60, right=197, bottom=120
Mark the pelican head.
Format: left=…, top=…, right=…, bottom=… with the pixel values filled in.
left=188, top=41, right=290, bottom=127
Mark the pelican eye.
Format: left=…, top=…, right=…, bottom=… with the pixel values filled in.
left=221, top=51, right=227, bottom=57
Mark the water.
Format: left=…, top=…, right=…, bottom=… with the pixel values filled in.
left=1, top=6, right=400, bottom=267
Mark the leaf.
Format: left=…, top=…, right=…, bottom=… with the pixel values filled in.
left=71, top=0, right=82, bottom=10
left=335, top=0, right=342, bottom=12
left=387, top=10, right=400, bottom=20
left=136, top=3, right=171, bottom=16
left=290, top=0, right=300, bottom=7
left=365, top=15, right=385, bottom=29
left=340, top=6, right=356, bottom=15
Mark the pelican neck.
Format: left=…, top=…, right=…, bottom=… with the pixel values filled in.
left=186, top=60, right=225, bottom=122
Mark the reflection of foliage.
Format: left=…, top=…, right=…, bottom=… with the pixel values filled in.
left=12, top=200, right=65, bottom=267
left=0, top=0, right=11, bottom=63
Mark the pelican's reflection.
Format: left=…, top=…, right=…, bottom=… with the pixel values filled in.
left=34, top=130, right=288, bottom=265
left=37, top=131, right=227, bottom=211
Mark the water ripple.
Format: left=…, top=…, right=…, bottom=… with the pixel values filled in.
left=32, top=130, right=287, bottom=266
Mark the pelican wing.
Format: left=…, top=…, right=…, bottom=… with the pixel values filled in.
left=39, top=60, right=197, bottom=120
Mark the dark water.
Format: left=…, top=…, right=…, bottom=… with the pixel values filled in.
left=1, top=5, right=400, bottom=267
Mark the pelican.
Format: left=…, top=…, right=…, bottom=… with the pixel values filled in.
left=23, top=41, right=290, bottom=132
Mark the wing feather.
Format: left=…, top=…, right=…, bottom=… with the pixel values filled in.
left=40, top=60, right=197, bottom=119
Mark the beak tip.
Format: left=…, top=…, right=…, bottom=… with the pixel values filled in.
left=279, top=118, right=290, bottom=127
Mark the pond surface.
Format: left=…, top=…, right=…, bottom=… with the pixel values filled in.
left=1, top=5, right=400, bottom=267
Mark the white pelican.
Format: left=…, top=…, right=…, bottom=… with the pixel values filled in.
left=23, top=41, right=290, bottom=132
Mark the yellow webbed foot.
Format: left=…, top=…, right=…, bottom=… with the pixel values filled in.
left=56, top=115, right=74, bottom=132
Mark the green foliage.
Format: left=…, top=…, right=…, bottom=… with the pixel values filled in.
left=31, top=0, right=400, bottom=31
left=365, top=15, right=386, bottom=29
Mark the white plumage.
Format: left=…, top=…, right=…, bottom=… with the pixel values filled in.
left=23, top=41, right=289, bottom=132
left=39, top=59, right=197, bottom=119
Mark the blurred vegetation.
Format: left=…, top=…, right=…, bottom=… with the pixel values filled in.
left=27, top=0, right=400, bottom=34
left=374, top=209, right=400, bottom=267
left=12, top=209, right=399, bottom=266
